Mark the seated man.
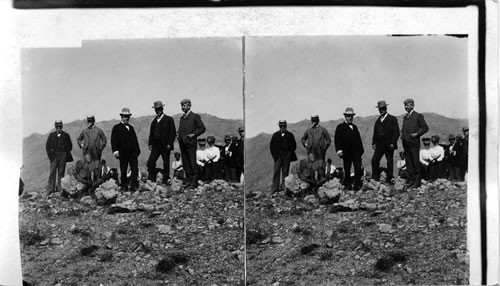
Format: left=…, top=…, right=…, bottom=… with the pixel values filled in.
left=325, top=158, right=336, bottom=181
left=396, top=151, right=409, bottom=179
left=298, top=153, right=328, bottom=195
left=172, top=152, right=184, bottom=180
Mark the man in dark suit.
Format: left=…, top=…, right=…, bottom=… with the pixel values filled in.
left=400, top=98, right=429, bottom=188
left=236, top=127, right=245, bottom=181
left=45, top=120, right=73, bottom=196
left=177, top=99, right=206, bottom=189
left=270, top=120, right=297, bottom=194
left=371, top=100, right=400, bottom=183
left=147, top=101, right=177, bottom=184
left=111, top=107, right=141, bottom=192
left=334, top=107, right=364, bottom=190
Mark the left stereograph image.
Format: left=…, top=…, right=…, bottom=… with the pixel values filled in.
left=19, top=38, right=245, bottom=285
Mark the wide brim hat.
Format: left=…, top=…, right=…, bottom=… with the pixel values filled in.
left=376, top=100, right=388, bottom=108
left=343, top=107, right=356, bottom=116
left=120, top=108, right=132, bottom=116
left=152, top=101, right=165, bottom=109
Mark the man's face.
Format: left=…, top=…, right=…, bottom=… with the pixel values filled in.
left=450, top=138, right=456, bottom=144
left=181, top=103, right=191, bottom=113
left=155, top=107, right=163, bottom=116
left=55, top=126, right=63, bottom=132
left=121, top=116, right=130, bottom=124
left=239, top=131, right=245, bottom=139
left=463, top=130, right=469, bottom=137
left=87, top=120, right=94, bottom=128
left=279, top=125, right=287, bottom=132
left=404, top=102, right=414, bottom=113
left=175, top=154, right=180, bottom=160
left=378, top=107, right=387, bottom=116
left=311, top=119, right=319, bottom=126
left=345, top=115, right=354, bottom=124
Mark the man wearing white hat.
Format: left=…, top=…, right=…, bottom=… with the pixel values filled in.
left=334, top=107, right=364, bottom=190
left=147, top=101, right=176, bottom=184
left=45, top=120, right=73, bottom=196
left=371, top=100, right=399, bottom=183
left=77, top=115, right=107, bottom=173
left=301, top=114, right=331, bottom=163
left=111, top=107, right=141, bottom=192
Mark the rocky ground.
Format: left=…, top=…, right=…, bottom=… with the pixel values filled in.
left=19, top=179, right=244, bottom=286
left=246, top=178, right=468, bottom=286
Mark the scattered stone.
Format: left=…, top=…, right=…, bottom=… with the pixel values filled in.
left=95, top=180, right=119, bottom=206
left=50, top=238, right=62, bottom=245
left=158, top=225, right=173, bottom=235
left=271, top=236, right=284, bottom=244
left=303, top=195, right=319, bottom=204
left=317, top=179, right=342, bottom=204
left=394, top=177, right=406, bottom=192
left=378, top=223, right=394, bottom=233
left=300, top=243, right=320, bottom=255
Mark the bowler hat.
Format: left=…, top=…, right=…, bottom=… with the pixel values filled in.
left=120, top=108, right=132, bottom=117
left=404, top=98, right=414, bottom=105
left=376, top=100, right=388, bottom=108
left=180, top=99, right=191, bottom=105
left=54, top=120, right=63, bottom=126
left=87, top=115, right=95, bottom=122
left=278, top=120, right=287, bottom=126
left=343, top=107, right=356, bottom=116
left=152, top=101, right=165, bottom=109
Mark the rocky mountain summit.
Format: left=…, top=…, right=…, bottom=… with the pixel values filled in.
left=19, top=177, right=244, bottom=285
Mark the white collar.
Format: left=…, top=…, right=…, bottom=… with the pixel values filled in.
left=380, top=113, right=388, bottom=121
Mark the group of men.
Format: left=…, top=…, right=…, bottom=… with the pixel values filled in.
left=270, top=98, right=468, bottom=194
left=45, top=99, right=211, bottom=196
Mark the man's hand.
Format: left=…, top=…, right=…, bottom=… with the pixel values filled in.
left=167, top=145, right=172, bottom=150
left=148, top=145, right=152, bottom=151
left=372, top=144, right=376, bottom=150
left=187, top=134, right=195, bottom=138
left=337, top=150, right=343, bottom=158
left=113, top=151, right=119, bottom=159
left=410, top=133, right=418, bottom=138
left=389, top=144, right=395, bottom=150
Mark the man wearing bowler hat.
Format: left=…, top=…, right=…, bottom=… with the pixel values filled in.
left=77, top=115, right=107, bottom=170
left=301, top=115, right=331, bottom=162
left=111, top=107, right=141, bottom=192
left=270, top=120, right=297, bottom=195
left=45, top=120, right=73, bottom=196
left=334, top=107, right=364, bottom=190
left=177, top=99, right=206, bottom=189
left=147, top=101, right=176, bottom=184
left=371, top=100, right=400, bottom=183
left=401, top=98, right=429, bottom=188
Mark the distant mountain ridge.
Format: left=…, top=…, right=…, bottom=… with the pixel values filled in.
left=22, top=113, right=243, bottom=192
left=246, top=112, right=468, bottom=193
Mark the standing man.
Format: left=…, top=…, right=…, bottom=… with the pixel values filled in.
left=461, top=127, right=469, bottom=179
left=400, top=98, right=429, bottom=188
left=45, top=120, right=73, bottom=196
left=334, top=107, right=364, bottom=190
left=111, top=108, right=141, bottom=192
left=147, top=101, right=176, bottom=184
left=77, top=115, right=107, bottom=174
left=371, top=100, right=400, bottom=183
left=301, top=115, right=331, bottom=162
left=236, top=127, right=245, bottom=181
left=177, top=99, right=206, bottom=189
left=270, top=120, right=298, bottom=194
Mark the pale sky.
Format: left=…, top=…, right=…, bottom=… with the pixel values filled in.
left=21, top=37, right=243, bottom=137
left=245, top=35, right=469, bottom=137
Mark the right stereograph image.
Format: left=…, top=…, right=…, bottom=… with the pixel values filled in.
left=244, top=36, right=469, bottom=285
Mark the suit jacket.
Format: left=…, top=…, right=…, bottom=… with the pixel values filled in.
left=334, top=122, right=364, bottom=156
left=148, top=114, right=176, bottom=150
left=46, top=131, right=73, bottom=162
left=401, top=111, right=429, bottom=148
left=301, top=125, right=331, bottom=152
left=111, top=123, right=141, bottom=156
left=177, top=111, right=206, bottom=147
left=77, top=126, right=107, bottom=151
left=372, top=114, right=400, bottom=149
left=270, top=130, right=298, bottom=162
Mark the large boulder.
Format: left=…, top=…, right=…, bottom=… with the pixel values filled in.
left=394, top=177, right=406, bottom=192
left=317, top=178, right=342, bottom=204
left=61, top=175, right=80, bottom=197
left=284, top=174, right=309, bottom=195
left=95, top=179, right=119, bottom=205
left=170, top=179, right=183, bottom=192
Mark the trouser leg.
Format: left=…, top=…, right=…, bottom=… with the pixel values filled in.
left=281, top=151, right=292, bottom=188
left=186, top=147, right=198, bottom=187
left=47, top=159, right=58, bottom=193
left=352, top=153, right=363, bottom=188
left=147, top=147, right=161, bottom=181
left=161, top=148, right=171, bottom=181
left=343, top=156, right=353, bottom=187
left=129, top=155, right=139, bottom=188
left=119, top=157, right=129, bottom=189
left=272, top=157, right=283, bottom=192
left=371, top=147, right=384, bottom=181
left=385, top=148, right=395, bottom=181
left=56, top=152, right=67, bottom=191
